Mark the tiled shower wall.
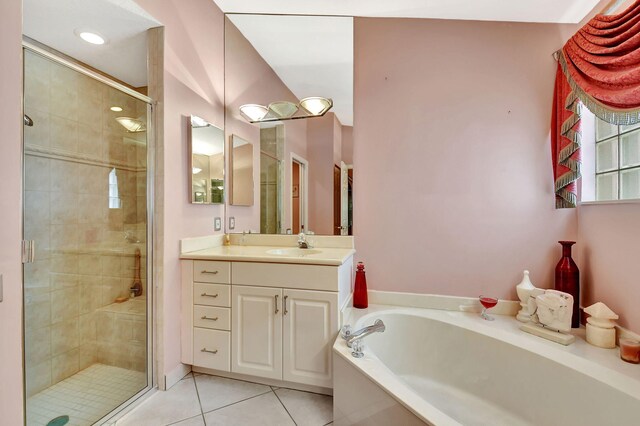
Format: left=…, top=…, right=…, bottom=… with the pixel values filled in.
left=23, top=51, right=148, bottom=396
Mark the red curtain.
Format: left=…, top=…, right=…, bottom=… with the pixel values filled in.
left=552, top=0, right=640, bottom=208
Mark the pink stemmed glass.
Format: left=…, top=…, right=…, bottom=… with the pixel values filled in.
left=479, top=296, right=498, bottom=321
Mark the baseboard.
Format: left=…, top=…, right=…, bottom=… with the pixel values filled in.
left=192, top=366, right=333, bottom=396
left=164, top=363, right=191, bottom=390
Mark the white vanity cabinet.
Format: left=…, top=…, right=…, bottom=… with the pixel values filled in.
left=231, top=286, right=338, bottom=387
left=282, top=289, right=338, bottom=387
left=181, top=254, right=352, bottom=391
left=182, top=260, right=232, bottom=372
left=231, top=285, right=283, bottom=380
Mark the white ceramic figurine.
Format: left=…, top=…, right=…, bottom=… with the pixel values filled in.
left=520, top=289, right=575, bottom=345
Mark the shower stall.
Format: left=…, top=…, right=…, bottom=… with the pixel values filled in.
left=22, top=43, right=154, bottom=426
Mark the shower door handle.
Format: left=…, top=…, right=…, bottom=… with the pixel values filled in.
left=21, top=240, right=35, bottom=264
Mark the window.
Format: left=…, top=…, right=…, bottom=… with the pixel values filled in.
left=108, top=168, right=121, bottom=209
left=594, top=117, right=640, bottom=201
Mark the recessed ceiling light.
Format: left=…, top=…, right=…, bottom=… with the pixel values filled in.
left=77, top=31, right=106, bottom=45
left=110, top=106, right=123, bottom=112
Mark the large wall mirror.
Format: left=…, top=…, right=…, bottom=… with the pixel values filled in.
left=224, top=14, right=354, bottom=235
left=189, top=115, right=225, bottom=204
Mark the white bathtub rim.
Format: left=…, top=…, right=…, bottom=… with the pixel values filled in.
left=356, top=307, right=640, bottom=401
left=335, top=305, right=640, bottom=425
left=334, top=335, right=459, bottom=426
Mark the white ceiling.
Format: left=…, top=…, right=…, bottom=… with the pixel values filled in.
left=23, top=0, right=160, bottom=87
left=214, top=0, right=600, bottom=24
left=228, top=15, right=354, bottom=126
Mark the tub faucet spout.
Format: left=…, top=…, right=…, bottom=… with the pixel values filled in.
left=345, top=319, right=385, bottom=349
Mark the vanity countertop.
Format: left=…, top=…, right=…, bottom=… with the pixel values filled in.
left=180, top=245, right=355, bottom=266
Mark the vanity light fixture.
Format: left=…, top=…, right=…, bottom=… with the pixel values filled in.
left=239, top=97, right=333, bottom=124
left=76, top=30, right=107, bottom=45
left=268, top=101, right=298, bottom=119
left=299, top=97, right=332, bottom=116
left=116, top=116, right=146, bottom=133
left=110, top=106, right=123, bottom=112
left=191, top=116, right=210, bottom=128
left=239, top=104, right=269, bottom=122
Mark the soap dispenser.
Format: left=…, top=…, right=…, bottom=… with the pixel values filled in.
left=353, top=262, right=368, bottom=309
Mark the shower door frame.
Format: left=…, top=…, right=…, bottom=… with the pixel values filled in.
left=21, top=39, right=157, bottom=424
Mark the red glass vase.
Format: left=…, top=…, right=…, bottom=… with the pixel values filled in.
left=555, top=241, right=580, bottom=328
left=353, top=262, right=368, bottom=309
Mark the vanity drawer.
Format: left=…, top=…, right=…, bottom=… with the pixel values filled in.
left=193, top=306, right=230, bottom=331
left=232, top=262, right=339, bottom=291
left=194, top=283, right=231, bottom=307
left=194, top=260, right=231, bottom=284
left=193, top=328, right=230, bottom=371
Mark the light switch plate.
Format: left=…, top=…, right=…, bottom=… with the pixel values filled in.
left=229, top=217, right=235, bottom=230
left=214, top=217, right=222, bottom=231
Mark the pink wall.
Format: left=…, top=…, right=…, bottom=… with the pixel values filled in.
left=307, top=113, right=340, bottom=235
left=225, top=18, right=308, bottom=233
left=134, top=0, right=225, bottom=377
left=578, top=204, right=640, bottom=331
left=353, top=17, right=579, bottom=299
left=342, top=126, right=354, bottom=165
left=333, top=114, right=343, bottom=166
left=0, top=0, right=24, bottom=423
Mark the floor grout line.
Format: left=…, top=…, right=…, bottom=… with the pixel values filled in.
left=165, top=413, right=205, bottom=426
left=190, top=372, right=207, bottom=426
left=272, top=388, right=298, bottom=426
left=201, top=389, right=274, bottom=417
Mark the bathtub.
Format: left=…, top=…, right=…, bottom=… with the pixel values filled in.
left=333, top=306, right=640, bottom=425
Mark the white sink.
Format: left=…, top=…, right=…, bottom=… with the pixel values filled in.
left=266, top=248, right=322, bottom=256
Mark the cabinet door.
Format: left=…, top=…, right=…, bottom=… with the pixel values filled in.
left=283, top=289, right=338, bottom=387
left=231, top=285, right=283, bottom=379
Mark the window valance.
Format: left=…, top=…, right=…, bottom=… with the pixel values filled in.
left=552, top=0, right=640, bottom=208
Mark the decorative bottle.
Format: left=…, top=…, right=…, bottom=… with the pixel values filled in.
left=516, top=270, right=536, bottom=323
left=555, top=241, right=580, bottom=328
left=353, top=262, right=368, bottom=309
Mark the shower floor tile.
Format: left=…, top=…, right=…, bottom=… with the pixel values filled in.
left=27, top=363, right=146, bottom=426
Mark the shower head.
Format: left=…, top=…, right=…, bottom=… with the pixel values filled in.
left=24, top=114, right=33, bottom=127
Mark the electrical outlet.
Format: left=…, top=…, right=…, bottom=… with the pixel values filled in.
left=214, top=217, right=222, bottom=231
left=229, top=217, right=235, bottom=230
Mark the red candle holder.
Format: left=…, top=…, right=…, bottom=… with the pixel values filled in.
left=620, top=338, right=640, bottom=364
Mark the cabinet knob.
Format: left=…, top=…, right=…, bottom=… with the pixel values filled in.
left=201, top=348, right=218, bottom=354
left=283, top=295, right=289, bottom=316
left=201, top=293, right=219, bottom=298
left=201, top=270, right=219, bottom=275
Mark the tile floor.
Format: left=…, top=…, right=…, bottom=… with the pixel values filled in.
left=115, top=373, right=333, bottom=426
left=27, top=364, right=147, bottom=426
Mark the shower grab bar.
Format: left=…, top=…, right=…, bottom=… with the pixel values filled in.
left=201, top=348, right=218, bottom=354
left=200, top=293, right=219, bottom=298
left=201, top=316, right=219, bottom=321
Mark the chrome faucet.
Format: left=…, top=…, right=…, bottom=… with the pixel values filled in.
left=344, top=319, right=386, bottom=358
left=297, top=230, right=312, bottom=249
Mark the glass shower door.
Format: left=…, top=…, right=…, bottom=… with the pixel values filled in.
left=23, top=47, right=151, bottom=426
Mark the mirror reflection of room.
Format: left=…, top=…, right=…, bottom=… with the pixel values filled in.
left=190, top=116, right=225, bottom=204
left=224, top=14, right=354, bottom=235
